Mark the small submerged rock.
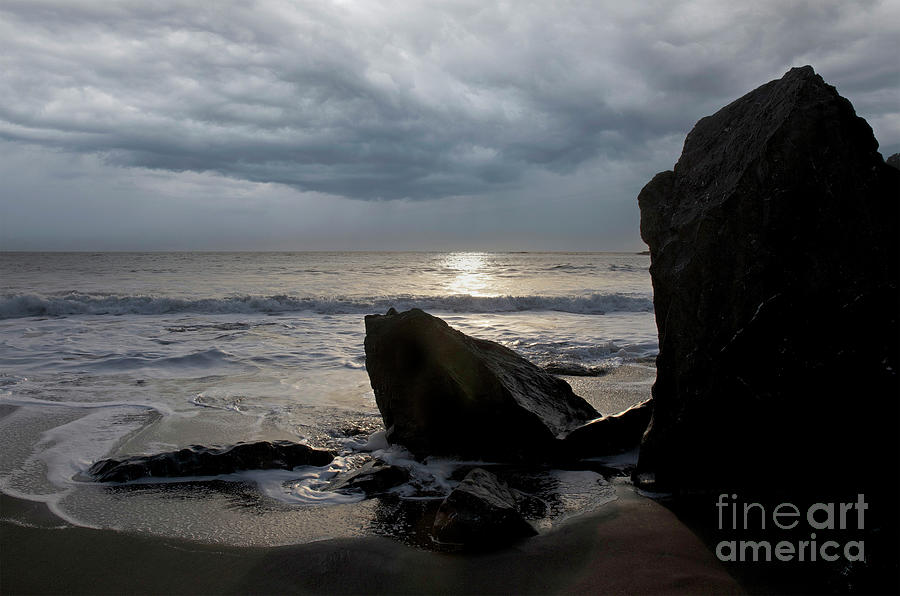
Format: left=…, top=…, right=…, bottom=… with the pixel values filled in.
left=364, top=308, right=598, bottom=462
left=431, top=468, right=537, bottom=550
left=88, top=440, right=334, bottom=483
left=324, top=459, right=410, bottom=496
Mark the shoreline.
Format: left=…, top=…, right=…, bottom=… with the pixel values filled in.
left=1, top=481, right=741, bottom=595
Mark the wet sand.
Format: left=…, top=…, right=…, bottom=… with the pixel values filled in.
left=1, top=364, right=739, bottom=595
left=562, top=362, right=655, bottom=415
left=0, top=480, right=740, bottom=595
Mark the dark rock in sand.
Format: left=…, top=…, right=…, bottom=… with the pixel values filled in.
left=541, top=363, right=608, bottom=377
left=636, top=65, right=899, bottom=493
left=509, top=485, right=548, bottom=519
left=89, top=441, right=334, bottom=483
left=324, top=460, right=410, bottom=496
left=364, top=308, right=598, bottom=461
left=431, top=467, right=537, bottom=549
left=562, top=399, right=652, bottom=458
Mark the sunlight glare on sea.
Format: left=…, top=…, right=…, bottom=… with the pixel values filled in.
left=443, top=252, right=495, bottom=297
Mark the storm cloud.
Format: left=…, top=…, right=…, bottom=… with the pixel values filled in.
left=1, top=0, right=898, bottom=249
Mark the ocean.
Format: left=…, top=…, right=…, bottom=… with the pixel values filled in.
left=0, top=251, right=657, bottom=546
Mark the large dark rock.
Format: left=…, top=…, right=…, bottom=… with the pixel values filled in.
left=562, top=398, right=652, bottom=458
left=88, top=441, right=334, bottom=482
left=636, top=66, right=899, bottom=493
left=431, top=467, right=537, bottom=549
left=364, top=308, right=598, bottom=461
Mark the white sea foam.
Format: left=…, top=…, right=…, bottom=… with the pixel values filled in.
left=0, top=252, right=655, bottom=545
left=0, top=395, right=174, bottom=416
left=0, top=516, right=71, bottom=530
left=0, top=291, right=652, bottom=320
left=239, top=458, right=368, bottom=506
left=0, top=402, right=160, bottom=529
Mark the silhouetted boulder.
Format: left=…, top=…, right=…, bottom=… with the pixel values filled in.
left=364, top=308, right=598, bottom=461
left=89, top=441, right=334, bottom=482
left=636, top=65, right=899, bottom=493
left=431, top=467, right=537, bottom=549
left=562, top=398, right=652, bottom=457
left=324, top=459, right=410, bottom=496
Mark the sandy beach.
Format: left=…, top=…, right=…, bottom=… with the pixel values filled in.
left=3, top=364, right=737, bottom=595
left=1, top=478, right=741, bottom=595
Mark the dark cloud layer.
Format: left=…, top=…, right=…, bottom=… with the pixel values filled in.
left=0, top=1, right=898, bottom=249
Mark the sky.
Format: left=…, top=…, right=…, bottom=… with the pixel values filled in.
left=1, top=1, right=898, bottom=252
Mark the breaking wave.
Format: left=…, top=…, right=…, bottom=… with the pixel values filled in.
left=0, top=292, right=653, bottom=319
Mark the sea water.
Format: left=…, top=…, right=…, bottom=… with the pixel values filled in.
left=0, top=251, right=656, bottom=546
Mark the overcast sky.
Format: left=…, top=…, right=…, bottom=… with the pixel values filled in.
left=1, top=1, right=898, bottom=251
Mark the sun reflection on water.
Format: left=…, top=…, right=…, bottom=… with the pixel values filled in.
left=442, top=252, right=497, bottom=297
